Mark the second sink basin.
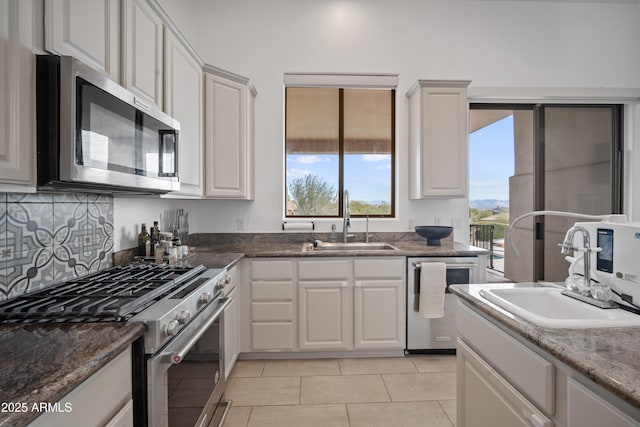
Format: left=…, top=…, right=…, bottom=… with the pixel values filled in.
left=479, top=286, right=640, bottom=328
left=302, top=242, right=399, bottom=252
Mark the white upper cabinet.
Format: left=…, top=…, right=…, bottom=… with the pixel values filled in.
left=122, top=0, right=164, bottom=107
left=407, top=80, right=471, bottom=198
left=0, top=0, right=35, bottom=188
left=204, top=66, right=256, bottom=199
left=44, top=0, right=120, bottom=82
left=163, top=29, right=203, bottom=197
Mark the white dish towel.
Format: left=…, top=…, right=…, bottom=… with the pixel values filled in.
left=419, top=262, right=447, bottom=319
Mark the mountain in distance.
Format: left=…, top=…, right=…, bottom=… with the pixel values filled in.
left=470, top=199, right=509, bottom=210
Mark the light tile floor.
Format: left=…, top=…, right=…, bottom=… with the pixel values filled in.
left=223, top=355, right=457, bottom=427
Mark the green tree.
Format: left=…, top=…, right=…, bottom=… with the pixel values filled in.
left=288, top=174, right=337, bottom=215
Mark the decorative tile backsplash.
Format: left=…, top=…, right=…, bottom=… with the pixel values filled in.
left=0, top=193, right=114, bottom=301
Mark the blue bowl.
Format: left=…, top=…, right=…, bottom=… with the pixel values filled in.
left=415, top=226, right=453, bottom=246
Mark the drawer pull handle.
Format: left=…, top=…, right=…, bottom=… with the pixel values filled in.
left=528, top=413, right=545, bottom=427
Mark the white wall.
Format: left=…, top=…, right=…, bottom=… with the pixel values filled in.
left=115, top=0, right=640, bottom=251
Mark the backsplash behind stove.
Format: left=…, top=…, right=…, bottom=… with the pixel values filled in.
left=0, top=193, right=114, bottom=301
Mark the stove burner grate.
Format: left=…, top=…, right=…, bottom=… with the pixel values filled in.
left=0, top=263, right=206, bottom=323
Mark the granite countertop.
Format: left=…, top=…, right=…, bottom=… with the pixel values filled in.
left=450, top=282, right=640, bottom=411
left=0, top=322, right=145, bottom=427
left=190, top=237, right=487, bottom=258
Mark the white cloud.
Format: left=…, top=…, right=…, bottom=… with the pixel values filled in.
left=361, top=154, right=390, bottom=162
left=294, top=155, right=330, bottom=165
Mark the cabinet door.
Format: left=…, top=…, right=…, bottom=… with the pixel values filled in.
left=457, top=340, right=553, bottom=427
left=298, top=281, right=350, bottom=350
left=45, top=0, right=120, bottom=81
left=408, top=80, right=470, bottom=199
left=204, top=71, right=254, bottom=199
left=567, top=378, right=638, bottom=427
left=164, top=30, right=203, bottom=197
left=0, top=0, right=34, bottom=187
left=224, top=286, right=239, bottom=379
left=354, top=280, right=404, bottom=349
left=28, top=348, right=132, bottom=427
left=122, top=0, right=163, bottom=107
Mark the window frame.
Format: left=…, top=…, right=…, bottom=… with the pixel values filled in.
left=284, top=83, right=396, bottom=219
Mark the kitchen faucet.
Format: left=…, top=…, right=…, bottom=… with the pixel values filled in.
left=559, top=225, right=593, bottom=293
left=343, top=189, right=352, bottom=243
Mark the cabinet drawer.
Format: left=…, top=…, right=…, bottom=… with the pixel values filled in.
left=299, top=260, right=349, bottom=280
left=252, top=302, right=293, bottom=321
left=252, top=281, right=293, bottom=300
left=458, top=302, right=555, bottom=414
left=252, top=260, right=293, bottom=280
left=354, top=258, right=404, bottom=279
left=252, top=323, right=294, bottom=350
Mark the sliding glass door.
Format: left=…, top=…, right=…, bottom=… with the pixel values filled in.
left=469, top=104, right=623, bottom=282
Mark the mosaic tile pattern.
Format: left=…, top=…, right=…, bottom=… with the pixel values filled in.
left=0, top=193, right=114, bottom=301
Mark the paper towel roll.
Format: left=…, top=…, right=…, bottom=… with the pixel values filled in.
left=282, top=221, right=315, bottom=231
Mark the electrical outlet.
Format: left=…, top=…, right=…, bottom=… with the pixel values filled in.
left=237, top=218, right=245, bottom=231
left=408, top=217, right=416, bottom=229
left=434, top=216, right=441, bottom=225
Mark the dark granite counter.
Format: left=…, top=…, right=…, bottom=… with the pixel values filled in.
left=0, top=322, right=145, bottom=427
left=188, top=232, right=487, bottom=258
left=450, top=282, right=640, bottom=411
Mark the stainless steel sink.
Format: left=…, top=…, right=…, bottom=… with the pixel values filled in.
left=302, top=241, right=399, bottom=252
left=479, top=285, right=640, bottom=328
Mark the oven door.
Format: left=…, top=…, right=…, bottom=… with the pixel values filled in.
left=147, top=297, right=230, bottom=427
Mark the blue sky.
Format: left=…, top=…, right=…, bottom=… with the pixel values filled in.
left=287, top=115, right=514, bottom=204
left=469, top=115, right=515, bottom=201
left=286, top=154, right=391, bottom=203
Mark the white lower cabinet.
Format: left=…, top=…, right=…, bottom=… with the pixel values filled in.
left=28, top=348, right=133, bottom=427
left=354, top=279, right=404, bottom=349
left=246, top=257, right=405, bottom=353
left=457, top=301, right=640, bottom=427
left=299, top=280, right=350, bottom=350
left=249, top=260, right=296, bottom=351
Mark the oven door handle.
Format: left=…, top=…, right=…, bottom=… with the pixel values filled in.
left=159, top=297, right=231, bottom=364
left=413, top=262, right=478, bottom=269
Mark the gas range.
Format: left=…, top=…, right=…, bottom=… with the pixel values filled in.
left=0, top=262, right=234, bottom=427
left=0, top=263, right=230, bottom=353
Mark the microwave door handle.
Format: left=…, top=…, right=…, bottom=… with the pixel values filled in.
left=158, top=130, right=178, bottom=177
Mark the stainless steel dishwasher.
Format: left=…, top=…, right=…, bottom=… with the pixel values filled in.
left=406, top=257, right=482, bottom=353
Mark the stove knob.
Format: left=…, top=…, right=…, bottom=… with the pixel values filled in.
left=199, top=291, right=212, bottom=305
left=163, top=319, right=180, bottom=337
left=215, top=279, right=225, bottom=293
left=176, top=310, right=191, bottom=325
left=224, top=274, right=231, bottom=284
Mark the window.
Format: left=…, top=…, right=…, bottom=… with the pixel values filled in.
left=285, top=87, right=395, bottom=217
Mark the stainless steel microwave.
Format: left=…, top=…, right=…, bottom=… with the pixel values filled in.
left=36, top=55, right=180, bottom=193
